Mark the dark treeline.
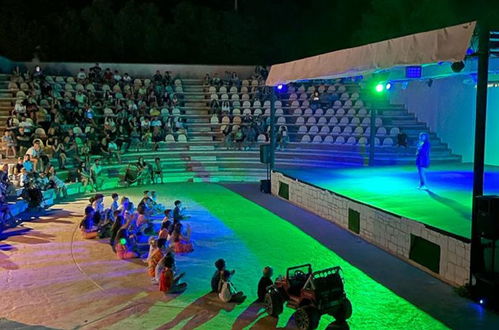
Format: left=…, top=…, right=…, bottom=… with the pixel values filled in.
left=0, top=0, right=495, bottom=65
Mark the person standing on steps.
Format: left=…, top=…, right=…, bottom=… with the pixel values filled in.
left=416, top=132, right=430, bottom=190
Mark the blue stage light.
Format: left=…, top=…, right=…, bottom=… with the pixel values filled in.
left=275, top=84, right=288, bottom=93
left=385, top=82, right=392, bottom=90
left=479, top=299, right=485, bottom=305
left=405, top=66, right=422, bottom=78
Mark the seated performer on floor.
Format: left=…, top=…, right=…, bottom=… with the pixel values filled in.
left=110, top=193, right=120, bottom=212
left=150, top=191, right=166, bottom=213
left=173, top=200, right=190, bottom=222
left=257, top=266, right=274, bottom=302
left=118, top=196, right=135, bottom=215
left=110, top=210, right=124, bottom=251
left=162, top=209, right=173, bottom=224
left=157, top=220, right=172, bottom=249
left=79, top=206, right=99, bottom=239
left=159, top=255, right=187, bottom=294
left=148, top=238, right=164, bottom=283
left=114, top=220, right=139, bottom=259
left=90, top=193, right=105, bottom=223
left=218, top=270, right=246, bottom=303
left=135, top=204, right=153, bottom=235
left=169, top=222, right=193, bottom=254
left=211, top=258, right=235, bottom=293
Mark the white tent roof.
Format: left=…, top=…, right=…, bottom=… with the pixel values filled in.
left=266, top=21, right=476, bottom=86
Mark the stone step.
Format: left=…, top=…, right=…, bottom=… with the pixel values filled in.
left=184, top=109, right=208, bottom=115
left=189, top=136, right=213, bottom=142
left=190, top=155, right=217, bottom=161
left=187, top=118, right=209, bottom=123
left=189, top=145, right=216, bottom=151
left=189, top=127, right=211, bottom=132
left=189, top=166, right=219, bottom=172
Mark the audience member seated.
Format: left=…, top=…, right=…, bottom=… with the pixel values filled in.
left=79, top=206, right=99, bottom=239
left=159, top=255, right=187, bottom=294
left=257, top=266, right=274, bottom=302
left=169, top=222, right=193, bottom=253
left=218, top=269, right=246, bottom=303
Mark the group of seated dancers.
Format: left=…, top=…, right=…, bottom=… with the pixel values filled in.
left=78, top=190, right=274, bottom=303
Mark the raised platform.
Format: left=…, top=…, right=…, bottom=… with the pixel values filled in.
left=271, top=163, right=499, bottom=286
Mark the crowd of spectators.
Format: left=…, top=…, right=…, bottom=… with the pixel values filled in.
left=79, top=190, right=252, bottom=302
left=204, top=66, right=274, bottom=150
left=1, top=64, right=188, bottom=191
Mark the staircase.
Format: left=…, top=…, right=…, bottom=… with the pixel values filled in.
left=0, top=74, right=12, bottom=135
left=0, top=72, right=464, bottom=184
left=182, top=79, right=214, bottom=143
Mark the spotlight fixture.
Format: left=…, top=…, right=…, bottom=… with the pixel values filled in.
left=374, top=82, right=392, bottom=93
left=451, top=61, right=465, bottom=73
left=275, top=84, right=287, bottom=93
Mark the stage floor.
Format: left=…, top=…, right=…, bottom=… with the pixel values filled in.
left=0, top=183, right=447, bottom=329
left=278, top=163, right=499, bottom=238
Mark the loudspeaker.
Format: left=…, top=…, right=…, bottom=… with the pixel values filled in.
left=474, top=272, right=499, bottom=306
left=476, top=196, right=499, bottom=239
left=260, top=179, right=271, bottom=193
left=260, top=144, right=271, bottom=164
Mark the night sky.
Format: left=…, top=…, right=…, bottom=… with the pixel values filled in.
left=0, top=0, right=495, bottom=64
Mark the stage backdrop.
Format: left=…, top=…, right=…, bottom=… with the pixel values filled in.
left=389, top=76, right=499, bottom=167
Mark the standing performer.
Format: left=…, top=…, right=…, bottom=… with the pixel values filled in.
left=416, top=132, right=430, bottom=190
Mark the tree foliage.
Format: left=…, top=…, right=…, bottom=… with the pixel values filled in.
left=0, top=0, right=497, bottom=64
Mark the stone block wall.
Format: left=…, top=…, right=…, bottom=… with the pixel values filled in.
left=271, top=171, right=471, bottom=286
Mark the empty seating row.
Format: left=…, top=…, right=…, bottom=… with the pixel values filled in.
left=299, top=135, right=395, bottom=146
left=288, top=83, right=349, bottom=94
left=295, top=116, right=382, bottom=127
left=291, top=107, right=368, bottom=117
left=296, top=125, right=398, bottom=137
left=288, top=91, right=360, bottom=102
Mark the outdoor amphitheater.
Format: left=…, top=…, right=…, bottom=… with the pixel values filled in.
left=1, top=20, right=499, bottom=330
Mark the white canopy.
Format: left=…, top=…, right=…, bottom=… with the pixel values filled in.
left=266, top=21, right=476, bottom=86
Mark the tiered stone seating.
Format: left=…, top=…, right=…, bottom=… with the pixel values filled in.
left=0, top=70, right=462, bottom=186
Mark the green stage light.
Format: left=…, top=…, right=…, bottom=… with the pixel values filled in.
left=375, top=83, right=384, bottom=92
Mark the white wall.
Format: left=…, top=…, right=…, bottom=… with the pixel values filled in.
left=390, top=76, right=499, bottom=166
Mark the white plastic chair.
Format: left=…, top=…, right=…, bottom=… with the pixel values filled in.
left=346, top=137, right=357, bottom=145
left=383, top=137, right=394, bottom=147
left=319, top=126, right=330, bottom=135
left=309, top=125, right=319, bottom=135
left=301, top=135, right=311, bottom=143
left=376, top=127, right=387, bottom=137
left=306, top=117, right=317, bottom=125
left=324, top=135, right=334, bottom=143
left=334, top=136, right=345, bottom=144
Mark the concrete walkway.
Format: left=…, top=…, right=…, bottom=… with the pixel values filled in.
left=223, top=183, right=499, bottom=330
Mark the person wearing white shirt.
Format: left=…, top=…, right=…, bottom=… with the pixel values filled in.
left=76, top=68, right=87, bottom=81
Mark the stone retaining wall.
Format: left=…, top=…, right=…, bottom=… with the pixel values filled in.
left=271, top=171, right=471, bottom=286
